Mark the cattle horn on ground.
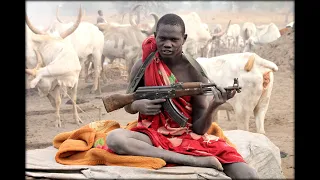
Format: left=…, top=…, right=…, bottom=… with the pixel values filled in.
left=59, top=5, right=83, bottom=39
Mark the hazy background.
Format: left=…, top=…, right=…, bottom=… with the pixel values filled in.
left=26, top=1, right=294, bottom=27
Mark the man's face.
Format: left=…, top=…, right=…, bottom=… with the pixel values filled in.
left=155, top=24, right=187, bottom=59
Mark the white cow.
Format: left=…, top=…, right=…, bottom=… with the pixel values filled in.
left=25, top=7, right=83, bottom=128
left=180, top=12, right=230, bottom=58
left=286, top=21, right=294, bottom=28
left=243, top=23, right=281, bottom=52
left=196, top=52, right=278, bottom=134
left=97, top=12, right=158, bottom=81
left=52, top=6, right=105, bottom=94
left=225, top=24, right=241, bottom=51
left=181, top=12, right=214, bottom=58
left=241, top=22, right=256, bottom=45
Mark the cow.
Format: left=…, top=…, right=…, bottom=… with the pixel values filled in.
left=180, top=12, right=230, bottom=59
left=25, top=6, right=83, bottom=128
left=241, top=22, right=256, bottom=45
left=286, top=21, right=294, bottom=28
left=279, top=27, right=290, bottom=36
left=52, top=5, right=105, bottom=94
left=96, top=8, right=158, bottom=81
left=196, top=52, right=278, bottom=134
left=243, top=23, right=281, bottom=52
left=224, top=24, right=241, bottom=51
left=279, top=21, right=294, bottom=36
left=207, top=24, right=223, bottom=57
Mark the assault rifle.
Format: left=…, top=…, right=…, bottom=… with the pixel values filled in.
left=102, top=78, right=242, bottom=127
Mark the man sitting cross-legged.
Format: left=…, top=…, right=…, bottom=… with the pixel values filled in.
left=106, top=13, right=259, bottom=179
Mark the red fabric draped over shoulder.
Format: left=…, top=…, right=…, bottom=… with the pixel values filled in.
left=130, top=36, right=245, bottom=164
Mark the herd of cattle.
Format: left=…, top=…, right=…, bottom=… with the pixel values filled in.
left=25, top=5, right=294, bottom=134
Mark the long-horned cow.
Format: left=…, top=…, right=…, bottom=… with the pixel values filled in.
left=224, top=23, right=241, bottom=51
left=180, top=12, right=230, bottom=59
left=51, top=6, right=105, bottom=94
left=96, top=6, right=158, bottom=80
left=25, top=6, right=83, bottom=128
left=243, top=23, right=281, bottom=52
left=196, top=52, right=278, bottom=134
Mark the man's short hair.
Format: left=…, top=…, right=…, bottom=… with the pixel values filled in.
left=156, top=13, right=185, bottom=34
left=98, top=10, right=102, bottom=14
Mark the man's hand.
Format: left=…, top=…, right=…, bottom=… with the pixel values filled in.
left=131, top=99, right=166, bottom=115
left=209, top=86, right=236, bottom=108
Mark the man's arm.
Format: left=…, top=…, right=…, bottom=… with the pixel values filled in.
left=124, top=59, right=143, bottom=114
left=190, top=68, right=218, bottom=135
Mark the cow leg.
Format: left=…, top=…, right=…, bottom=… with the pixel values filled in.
left=212, top=110, right=220, bottom=123
left=91, top=51, right=102, bottom=95
left=253, top=72, right=274, bottom=134
left=235, top=36, right=239, bottom=52
left=234, top=107, right=251, bottom=132
left=226, top=110, right=231, bottom=121
left=84, top=59, right=91, bottom=83
left=79, top=58, right=86, bottom=80
left=101, top=54, right=108, bottom=84
left=70, top=82, right=83, bottom=125
left=47, top=86, right=62, bottom=128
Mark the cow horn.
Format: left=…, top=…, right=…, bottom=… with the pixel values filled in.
left=59, top=5, right=82, bottom=39
left=33, top=48, right=43, bottom=70
left=150, top=13, right=159, bottom=34
left=129, top=5, right=142, bottom=26
left=211, top=20, right=231, bottom=38
left=121, top=12, right=127, bottom=23
left=56, top=5, right=64, bottom=23
left=25, top=14, right=46, bottom=35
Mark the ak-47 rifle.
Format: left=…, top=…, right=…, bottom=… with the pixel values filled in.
left=102, top=78, right=242, bottom=127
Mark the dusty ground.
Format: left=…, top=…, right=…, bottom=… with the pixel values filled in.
left=26, top=11, right=294, bottom=179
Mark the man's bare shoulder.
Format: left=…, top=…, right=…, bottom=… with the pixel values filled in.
left=183, top=57, right=208, bottom=83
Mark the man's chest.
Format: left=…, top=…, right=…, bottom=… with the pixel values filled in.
left=170, top=66, right=194, bottom=82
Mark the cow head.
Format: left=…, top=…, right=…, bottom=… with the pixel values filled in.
left=25, top=5, right=82, bottom=78
left=26, top=5, right=82, bottom=39
left=129, top=5, right=159, bottom=36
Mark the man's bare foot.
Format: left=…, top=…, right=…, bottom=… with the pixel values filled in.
left=185, top=156, right=223, bottom=171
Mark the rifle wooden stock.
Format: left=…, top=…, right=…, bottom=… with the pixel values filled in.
left=102, top=93, right=135, bottom=112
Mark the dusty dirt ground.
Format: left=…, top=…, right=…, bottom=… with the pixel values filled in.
left=26, top=11, right=294, bottom=179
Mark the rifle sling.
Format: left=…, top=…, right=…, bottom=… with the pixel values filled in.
left=126, top=51, right=156, bottom=93
left=182, top=52, right=212, bottom=83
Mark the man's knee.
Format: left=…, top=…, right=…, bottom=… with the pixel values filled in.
left=239, top=167, right=259, bottom=179
left=223, top=162, right=259, bottom=179
left=106, top=129, right=128, bottom=154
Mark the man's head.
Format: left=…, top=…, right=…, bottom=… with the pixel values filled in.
left=154, top=13, right=187, bottom=60
left=98, top=10, right=103, bottom=16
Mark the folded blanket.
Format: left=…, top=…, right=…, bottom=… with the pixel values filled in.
left=53, top=120, right=236, bottom=170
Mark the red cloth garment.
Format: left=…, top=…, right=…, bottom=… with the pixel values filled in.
left=131, top=36, right=245, bottom=164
